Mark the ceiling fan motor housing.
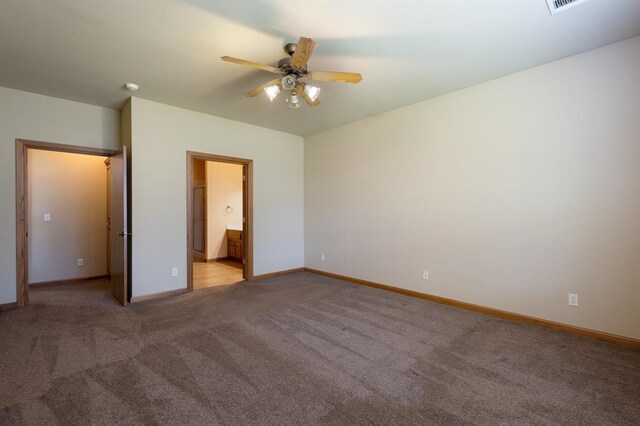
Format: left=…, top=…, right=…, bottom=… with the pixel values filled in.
left=277, top=57, right=291, bottom=68
left=278, top=57, right=307, bottom=77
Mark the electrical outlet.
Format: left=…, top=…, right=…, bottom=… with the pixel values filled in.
left=321, top=254, right=325, bottom=262
left=422, top=270, right=429, bottom=280
left=77, top=258, right=84, bottom=267
left=171, top=267, right=178, bottom=277
left=568, top=293, right=579, bottom=307
left=43, top=213, right=51, bottom=222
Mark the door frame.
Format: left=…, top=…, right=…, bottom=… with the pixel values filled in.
left=15, top=139, right=117, bottom=307
left=186, top=151, right=254, bottom=291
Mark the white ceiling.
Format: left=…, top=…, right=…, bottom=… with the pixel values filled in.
left=1, top=0, right=640, bottom=136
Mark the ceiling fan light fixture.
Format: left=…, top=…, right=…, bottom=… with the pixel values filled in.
left=264, top=84, right=280, bottom=102
left=222, top=37, right=362, bottom=108
left=281, top=75, right=297, bottom=91
left=288, top=92, right=301, bottom=109
left=304, top=84, right=321, bottom=102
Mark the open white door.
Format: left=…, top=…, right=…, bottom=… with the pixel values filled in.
left=110, top=148, right=128, bottom=306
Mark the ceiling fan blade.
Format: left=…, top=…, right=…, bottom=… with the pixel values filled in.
left=221, top=56, right=281, bottom=73
left=308, top=71, right=362, bottom=84
left=245, top=79, right=280, bottom=97
left=296, top=83, right=320, bottom=107
left=290, top=37, right=316, bottom=68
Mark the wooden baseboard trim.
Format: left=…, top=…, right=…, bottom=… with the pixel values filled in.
left=130, top=288, right=188, bottom=303
left=29, top=274, right=110, bottom=288
left=0, top=302, right=18, bottom=312
left=253, top=267, right=305, bottom=280
left=304, top=268, right=640, bottom=350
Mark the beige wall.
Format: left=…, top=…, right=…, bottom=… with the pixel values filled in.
left=304, top=36, right=640, bottom=340
left=206, top=162, right=243, bottom=260
left=28, top=150, right=108, bottom=283
left=130, top=98, right=304, bottom=298
left=0, top=87, right=120, bottom=304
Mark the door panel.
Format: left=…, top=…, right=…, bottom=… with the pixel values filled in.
left=110, top=149, right=128, bottom=306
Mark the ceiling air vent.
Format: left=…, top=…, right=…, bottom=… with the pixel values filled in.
left=546, top=0, right=591, bottom=15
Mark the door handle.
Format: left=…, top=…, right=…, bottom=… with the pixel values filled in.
left=117, top=231, right=131, bottom=238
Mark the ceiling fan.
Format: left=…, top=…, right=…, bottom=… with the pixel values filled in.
left=221, top=37, right=362, bottom=108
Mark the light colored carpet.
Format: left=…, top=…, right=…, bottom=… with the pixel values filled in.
left=0, top=272, right=638, bottom=425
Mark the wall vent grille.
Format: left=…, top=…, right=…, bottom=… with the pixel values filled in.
left=546, top=0, right=591, bottom=15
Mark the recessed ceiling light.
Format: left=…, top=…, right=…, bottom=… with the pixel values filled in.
left=124, top=82, right=139, bottom=91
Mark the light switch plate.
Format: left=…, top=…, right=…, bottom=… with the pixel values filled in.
left=44, top=213, right=51, bottom=222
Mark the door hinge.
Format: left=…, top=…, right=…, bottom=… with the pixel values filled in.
left=243, top=217, right=246, bottom=223
left=243, top=175, right=246, bottom=181
left=242, top=259, right=246, bottom=265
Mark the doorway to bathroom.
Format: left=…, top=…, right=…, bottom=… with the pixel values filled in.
left=187, top=152, right=253, bottom=290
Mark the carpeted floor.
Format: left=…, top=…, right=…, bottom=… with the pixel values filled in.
left=1, top=272, right=639, bottom=425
